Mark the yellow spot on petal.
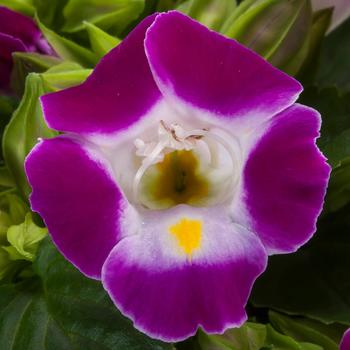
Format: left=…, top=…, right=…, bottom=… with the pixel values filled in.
left=169, top=218, right=202, bottom=258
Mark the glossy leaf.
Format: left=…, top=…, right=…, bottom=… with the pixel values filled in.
left=33, top=238, right=172, bottom=350
left=326, top=158, right=350, bottom=212
left=300, top=86, right=350, bottom=211
left=316, top=17, right=350, bottom=91
left=198, top=321, right=323, bottom=350
left=0, top=280, right=74, bottom=350
left=300, top=86, right=350, bottom=166
left=251, top=204, right=350, bottom=325
left=198, top=322, right=266, bottom=350
left=265, top=325, right=322, bottom=350
left=269, top=311, right=344, bottom=350
left=0, top=239, right=174, bottom=349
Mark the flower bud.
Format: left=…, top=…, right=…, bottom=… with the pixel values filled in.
left=222, top=0, right=313, bottom=75
left=177, top=0, right=237, bottom=31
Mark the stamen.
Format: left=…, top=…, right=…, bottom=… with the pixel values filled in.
left=204, top=128, right=241, bottom=201
left=133, top=139, right=168, bottom=202
left=132, top=121, right=240, bottom=204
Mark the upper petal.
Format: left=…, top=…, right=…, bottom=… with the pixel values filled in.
left=102, top=205, right=267, bottom=342
left=41, top=14, right=161, bottom=135
left=241, top=104, right=331, bottom=254
left=25, top=137, right=123, bottom=279
left=145, top=11, right=302, bottom=123
left=0, top=32, right=25, bottom=92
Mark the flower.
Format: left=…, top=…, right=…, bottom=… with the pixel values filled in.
left=341, top=329, right=350, bottom=350
left=25, top=11, right=330, bottom=342
left=0, top=6, right=53, bottom=92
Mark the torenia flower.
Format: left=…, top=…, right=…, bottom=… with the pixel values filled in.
left=341, top=329, right=350, bottom=350
left=25, top=11, right=330, bottom=342
left=0, top=6, right=53, bottom=92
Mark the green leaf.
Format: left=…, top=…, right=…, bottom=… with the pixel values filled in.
left=315, top=17, right=350, bottom=91
left=222, top=0, right=312, bottom=75
left=156, top=0, right=185, bottom=12
left=198, top=321, right=324, bottom=350
left=2, top=74, right=58, bottom=198
left=0, top=280, right=74, bottom=350
left=299, top=86, right=350, bottom=211
left=6, top=194, right=28, bottom=225
left=84, top=21, right=120, bottom=58
left=269, top=311, right=344, bottom=350
left=326, top=158, right=350, bottom=212
left=0, top=239, right=174, bottom=348
left=0, top=249, right=15, bottom=280
left=36, top=15, right=98, bottom=67
left=0, top=210, right=11, bottom=241
left=62, top=0, right=145, bottom=35
left=300, top=86, right=350, bottom=167
left=33, top=0, right=69, bottom=31
left=251, top=204, right=350, bottom=325
left=15, top=237, right=173, bottom=350
left=0, top=167, right=15, bottom=189
left=10, top=52, right=62, bottom=95
left=4, top=213, right=47, bottom=261
left=198, top=322, right=266, bottom=350
left=265, top=324, right=322, bottom=350
left=41, top=66, right=91, bottom=91
left=177, top=0, right=237, bottom=31
left=0, top=0, right=34, bottom=16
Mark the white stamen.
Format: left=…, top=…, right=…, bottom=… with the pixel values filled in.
left=132, top=121, right=239, bottom=204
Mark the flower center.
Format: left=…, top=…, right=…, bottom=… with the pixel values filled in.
left=140, top=150, right=209, bottom=208
left=133, top=120, right=240, bottom=209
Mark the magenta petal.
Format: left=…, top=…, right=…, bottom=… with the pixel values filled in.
left=41, top=14, right=161, bottom=135
left=145, top=11, right=302, bottom=120
left=0, top=6, right=50, bottom=54
left=25, top=137, right=123, bottom=279
left=243, top=104, right=331, bottom=254
left=102, top=219, right=267, bottom=342
left=0, top=33, right=25, bottom=91
left=341, top=329, right=350, bottom=350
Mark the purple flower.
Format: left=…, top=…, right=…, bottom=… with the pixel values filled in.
left=341, top=329, right=350, bottom=350
left=25, top=11, right=331, bottom=342
left=0, top=6, right=53, bottom=92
